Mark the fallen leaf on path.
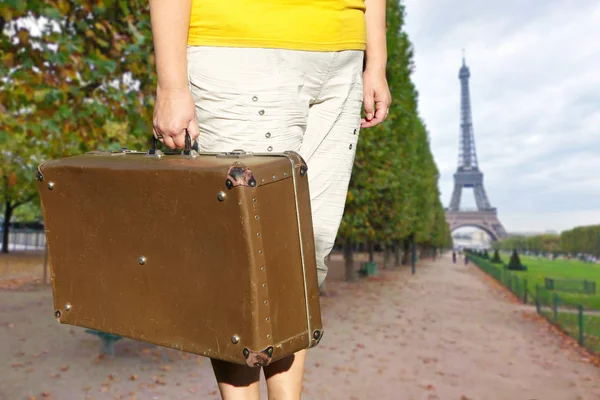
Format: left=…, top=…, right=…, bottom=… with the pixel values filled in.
left=130, top=375, right=138, bottom=381
left=60, top=365, right=69, bottom=371
left=41, top=393, right=51, bottom=398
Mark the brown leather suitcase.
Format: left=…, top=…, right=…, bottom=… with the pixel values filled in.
left=36, top=140, right=323, bottom=367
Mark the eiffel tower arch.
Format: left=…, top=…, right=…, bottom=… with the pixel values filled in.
left=445, top=56, right=507, bottom=242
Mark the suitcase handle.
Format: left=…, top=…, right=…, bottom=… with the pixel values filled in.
left=149, top=129, right=198, bottom=156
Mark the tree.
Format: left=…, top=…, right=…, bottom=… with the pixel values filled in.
left=491, top=249, right=502, bottom=264
left=507, top=249, right=526, bottom=271
left=337, top=0, right=451, bottom=279
left=1, top=1, right=156, bottom=251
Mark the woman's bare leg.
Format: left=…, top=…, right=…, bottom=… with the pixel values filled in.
left=264, top=350, right=307, bottom=400
left=210, top=359, right=261, bottom=400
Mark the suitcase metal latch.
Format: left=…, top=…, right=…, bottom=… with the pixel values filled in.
left=217, top=149, right=253, bottom=159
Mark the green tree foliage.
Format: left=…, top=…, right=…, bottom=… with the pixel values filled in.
left=1, top=1, right=154, bottom=251
left=338, top=0, right=451, bottom=279
left=560, top=225, right=600, bottom=258
left=507, top=249, right=526, bottom=271
left=493, top=225, right=600, bottom=258
left=491, top=249, right=502, bottom=264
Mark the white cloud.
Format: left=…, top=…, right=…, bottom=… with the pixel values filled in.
left=403, top=0, right=600, bottom=233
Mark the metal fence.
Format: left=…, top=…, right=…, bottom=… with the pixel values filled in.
left=2, top=228, right=46, bottom=251
left=544, top=277, right=596, bottom=295
left=467, top=254, right=600, bottom=356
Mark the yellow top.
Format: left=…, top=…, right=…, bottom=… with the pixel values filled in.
left=188, top=0, right=366, bottom=51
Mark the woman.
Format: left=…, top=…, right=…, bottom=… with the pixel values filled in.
left=149, top=0, right=391, bottom=398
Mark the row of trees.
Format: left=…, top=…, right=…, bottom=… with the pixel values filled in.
left=492, top=225, right=600, bottom=257
left=337, top=0, right=452, bottom=279
left=1, top=1, right=452, bottom=266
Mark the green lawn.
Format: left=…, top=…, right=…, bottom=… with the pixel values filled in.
left=492, top=254, right=600, bottom=310
left=540, top=311, right=600, bottom=355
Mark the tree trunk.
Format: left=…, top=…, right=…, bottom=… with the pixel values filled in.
left=2, top=201, right=13, bottom=254
left=401, top=238, right=410, bottom=265
left=394, top=240, right=402, bottom=267
left=383, top=245, right=391, bottom=269
left=368, top=241, right=374, bottom=263
left=344, top=238, right=358, bottom=282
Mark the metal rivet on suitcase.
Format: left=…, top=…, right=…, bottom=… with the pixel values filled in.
left=265, top=347, right=274, bottom=357
left=265, top=132, right=271, bottom=138
left=47, top=182, right=55, bottom=190
left=349, top=144, right=353, bottom=149
left=252, top=96, right=258, bottom=102
left=284, top=172, right=287, bottom=177
left=258, top=250, right=263, bottom=254
left=138, top=256, right=146, bottom=265
left=226, top=179, right=233, bottom=189
left=313, top=330, right=321, bottom=340
left=65, top=303, right=72, bottom=311
left=265, top=317, right=270, bottom=322
left=54, top=310, right=61, bottom=319
left=272, top=175, right=276, bottom=180
left=267, top=146, right=273, bottom=152
left=217, top=191, right=226, bottom=202
left=300, top=166, right=307, bottom=176
left=231, top=335, right=240, bottom=344
left=255, top=215, right=259, bottom=220
left=36, top=170, right=44, bottom=182
left=258, top=110, right=265, bottom=115
left=242, top=348, right=250, bottom=358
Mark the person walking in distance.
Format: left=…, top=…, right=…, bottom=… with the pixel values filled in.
left=149, top=0, right=391, bottom=398
left=452, top=251, right=457, bottom=264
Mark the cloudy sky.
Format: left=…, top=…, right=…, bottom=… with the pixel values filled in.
left=402, top=0, right=600, bottom=234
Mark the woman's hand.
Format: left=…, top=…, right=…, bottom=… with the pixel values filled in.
left=152, top=85, right=199, bottom=149
left=362, top=0, right=390, bottom=128
left=361, top=67, right=392, bottom=128
left=149, top=0, right=197, bottom=149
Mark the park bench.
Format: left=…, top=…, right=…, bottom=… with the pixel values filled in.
left=544, top=277, right=596, bottom=295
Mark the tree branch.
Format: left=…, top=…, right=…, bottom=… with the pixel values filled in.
left=13, top=194, right=37, bottom=209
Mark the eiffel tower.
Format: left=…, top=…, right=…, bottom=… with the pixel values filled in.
left=445, top=56, right=507, bottom=241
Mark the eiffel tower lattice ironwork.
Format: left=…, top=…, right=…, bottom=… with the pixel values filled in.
left=445, top=56, right=507, bottom=241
